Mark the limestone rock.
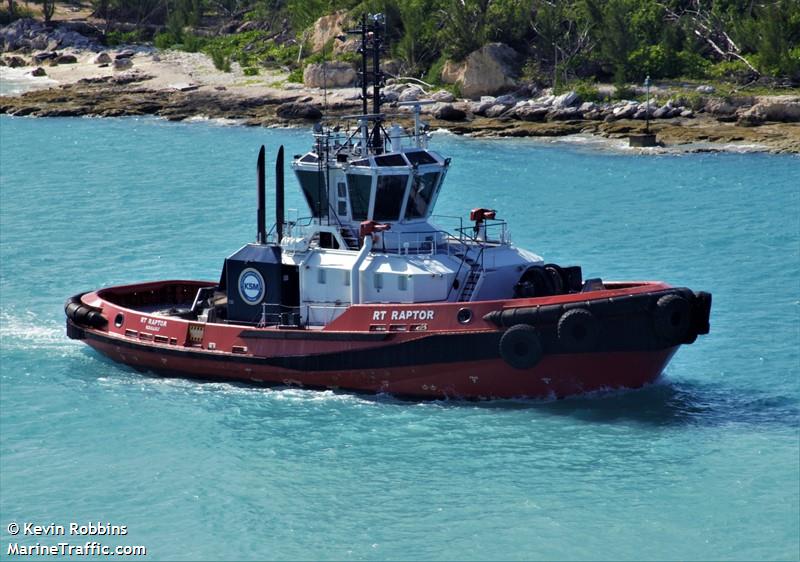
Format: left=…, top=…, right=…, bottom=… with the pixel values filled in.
left=433, top=103, right=466, bottom=121
left=113, top=58, right=133, bottom=71
left=54, top=54, right=78, bottom=65
left=440, top=43, right=520, bottom=99
left=485, top=104, right=511, bottom=118
left=430, top=90, right=455, bottom=103
left=94, top=52, right=112, bottom=65
left=696, top=85, right=715, bottom=94
left=31, top=66, right=46, bottom=77
left=309, top=11, right=349, bottom=53
left=303, top=61, right=356, bottom=88
left=705, top=99, right=736, bottom=118
left=552, top=91, right=580, bottom=108
left=5, top=56, right=27, bottom=68
left=276, top=102, right=323, bottom=120
left=737, top=101, right=800, bottom=126
left=515, top=106, right=549, bottom=122
left=398, top=85, right=424, bottom=102
left=548, top=107, right=581, bottom=120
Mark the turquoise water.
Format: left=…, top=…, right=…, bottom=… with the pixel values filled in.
left=0, top=115, right=798, bottom=561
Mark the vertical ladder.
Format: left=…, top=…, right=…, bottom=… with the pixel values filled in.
left=340, top=226, right=360, bottom=250
left=459, top=265, right=483, bottom=302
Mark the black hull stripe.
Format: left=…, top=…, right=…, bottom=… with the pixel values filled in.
left=72, top=318, right=676, bottom=373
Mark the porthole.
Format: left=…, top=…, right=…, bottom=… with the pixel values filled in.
left=457, top=308, right=472, bottom=324
left=114, top=313, right=124, bottom=328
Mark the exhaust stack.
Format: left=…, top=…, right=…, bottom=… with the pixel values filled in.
left=276, top=145, right=285, bottom=243
left=257, top=145, right=266, bottom=244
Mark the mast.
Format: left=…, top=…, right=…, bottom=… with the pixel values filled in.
left=347, top=12, right=386, bottom=152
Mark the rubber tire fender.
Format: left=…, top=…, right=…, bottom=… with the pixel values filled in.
left=499, top=324, right=543, bottom=370
left=653, top=294, right=691, bottom=344
left=557, top=308, right=600, bottom=352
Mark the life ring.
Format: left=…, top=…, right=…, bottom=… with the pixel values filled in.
left=653, top=294, right=691, bottom=343
left=499, top=324, right=543, bottom=369
left=557, top=308, right=600, bottom=352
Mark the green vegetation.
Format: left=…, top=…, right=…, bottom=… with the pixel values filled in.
left=40, top=0, right=795, bottom=88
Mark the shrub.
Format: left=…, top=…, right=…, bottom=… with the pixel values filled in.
left=676, top=51, right=711, bottom=79
left=613, top=83, right=637, bottom=100
left=202, top=31, right=299, bottom=70
left=243, top=66, right=259, bottom=76
left=555, top=79, right=603, bottom=101
left=210, top=48, right=232, bottom=72
left=154, top=32, right=177, bottom=50
left=422, top=56, right=448, bottom=85
left=287, top=67, right=304, bottom=83
left=106, top=29, right=144, bottom=47
left=708, top=59, right=757, bottom=83
left=180, top=33, right=206, bottom=53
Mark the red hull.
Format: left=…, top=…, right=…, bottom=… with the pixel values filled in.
left=78, top=325, right=675, bottom=399
left=66, top=279, right=709, bottom=400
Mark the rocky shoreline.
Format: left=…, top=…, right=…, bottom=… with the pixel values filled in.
left=2, top=17, right=800, bottom=154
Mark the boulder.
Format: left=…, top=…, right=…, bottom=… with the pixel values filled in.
left=94, top=52, right=112, bottom=65
left=705, top=99, right=737, bottom=118
left=494, top=93, right=518, bottom=106
left=440, top=43, right=520, bottom=98
left=433, top=103, right=466, bottom=121
left=696, top=85, right=715, bottom=94
left=653, top=105, right=670, bottom=119
left=514, top=106, right=549, bottom=122
left=113, top=58, right=133, bottom=71
left=309, top=10, right=349, bottom=53
left=54, top=54, right=78, bottom=65
left=115, top=50, right=135, bottom=60
left=737, top=100, right=800, bottom=125
left=31, top=66, right=47, bottom=77
left=302, top=61, right=356, bottom=88
left=276, top=102, right=323, bottom=120
left=5, top=56, right=27, bottom=68
left=552, top=91, right=580, bottom=108
left=468, top=96, right=497, bottom=116
left=33, top=51, right=57, bottom=63
left=485, top=104, right=511, bottom=118
left=612, top=103, right=638, bottom=119
left=430, top=90, right=455, bottom=103
left=398, top=85, right=424, bottom=102
left=548, top=107, right=581, bottom=120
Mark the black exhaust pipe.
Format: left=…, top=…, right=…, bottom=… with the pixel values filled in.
left=257, top=145, right=266, bottom=244
left=276, top=145, right=285, bottom=242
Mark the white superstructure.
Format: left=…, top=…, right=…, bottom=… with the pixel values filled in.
left=280, top=105, right=542, bottom=326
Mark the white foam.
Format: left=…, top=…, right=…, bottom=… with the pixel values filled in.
left=0, top=67, right=57, bottom=97
left=0, top=310, right=78, bottom=353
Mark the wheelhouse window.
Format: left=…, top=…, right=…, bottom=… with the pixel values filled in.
left=346, top=174, right=372, bottom=220
left=405, top=172, right=440, bottom=219
left=373, top=174, right=408, bottom=221
left=375, top=154, right=407, bottom=167
left=405, top=151, right=437, bottom=166
left=296, top=170, right=329, bottom=218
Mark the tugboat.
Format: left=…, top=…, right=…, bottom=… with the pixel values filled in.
left=65, top=15, right=711, bottom=400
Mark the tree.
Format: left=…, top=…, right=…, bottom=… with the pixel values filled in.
left=35, top=0, right=55, bottom=22
left=396, top=0, right=439, bottom=73
left=530, top=0, right=592, bottom=86
left=437, top=0, right=490, bottom=60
